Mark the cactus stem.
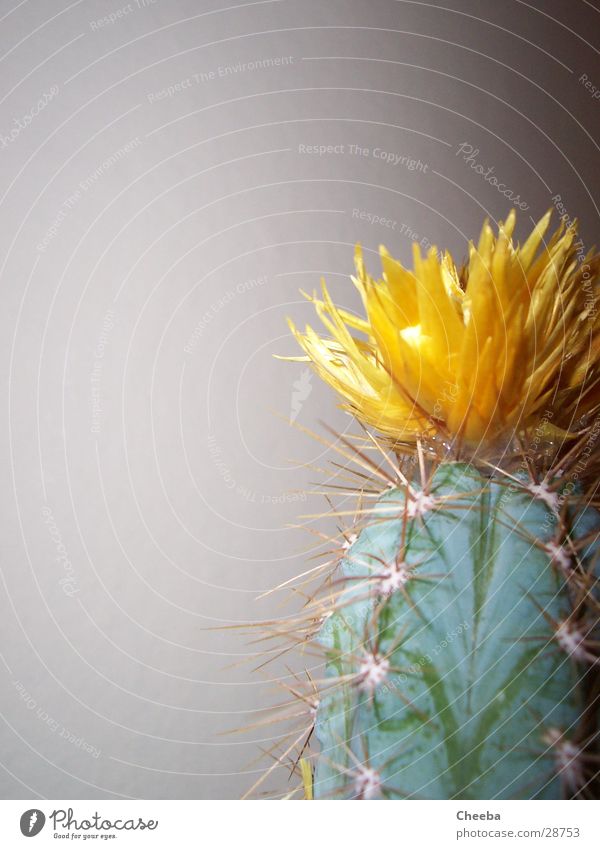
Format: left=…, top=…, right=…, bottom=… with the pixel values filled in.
left=247, top=423, right=600, bottom=797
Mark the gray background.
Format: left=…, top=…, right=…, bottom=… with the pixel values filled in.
left=0, top=0, right=599, bottom=800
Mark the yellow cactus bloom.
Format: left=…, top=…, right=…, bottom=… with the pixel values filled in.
left=288, top=211, right=600, bottom=447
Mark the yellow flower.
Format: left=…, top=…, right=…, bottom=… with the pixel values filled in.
left=288, top=211, right=600, bottom=447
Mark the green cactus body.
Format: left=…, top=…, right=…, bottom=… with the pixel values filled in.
left=313, top=462, right=600, bottom=799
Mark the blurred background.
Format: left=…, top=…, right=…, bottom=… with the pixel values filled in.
left=0, top=0, right=599, bottom=799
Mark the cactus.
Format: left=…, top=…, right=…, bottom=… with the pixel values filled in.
left=265, top=210, right=600, bottom=799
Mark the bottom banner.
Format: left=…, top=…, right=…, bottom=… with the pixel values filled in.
left=0, top=799, right=597, bottom=847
